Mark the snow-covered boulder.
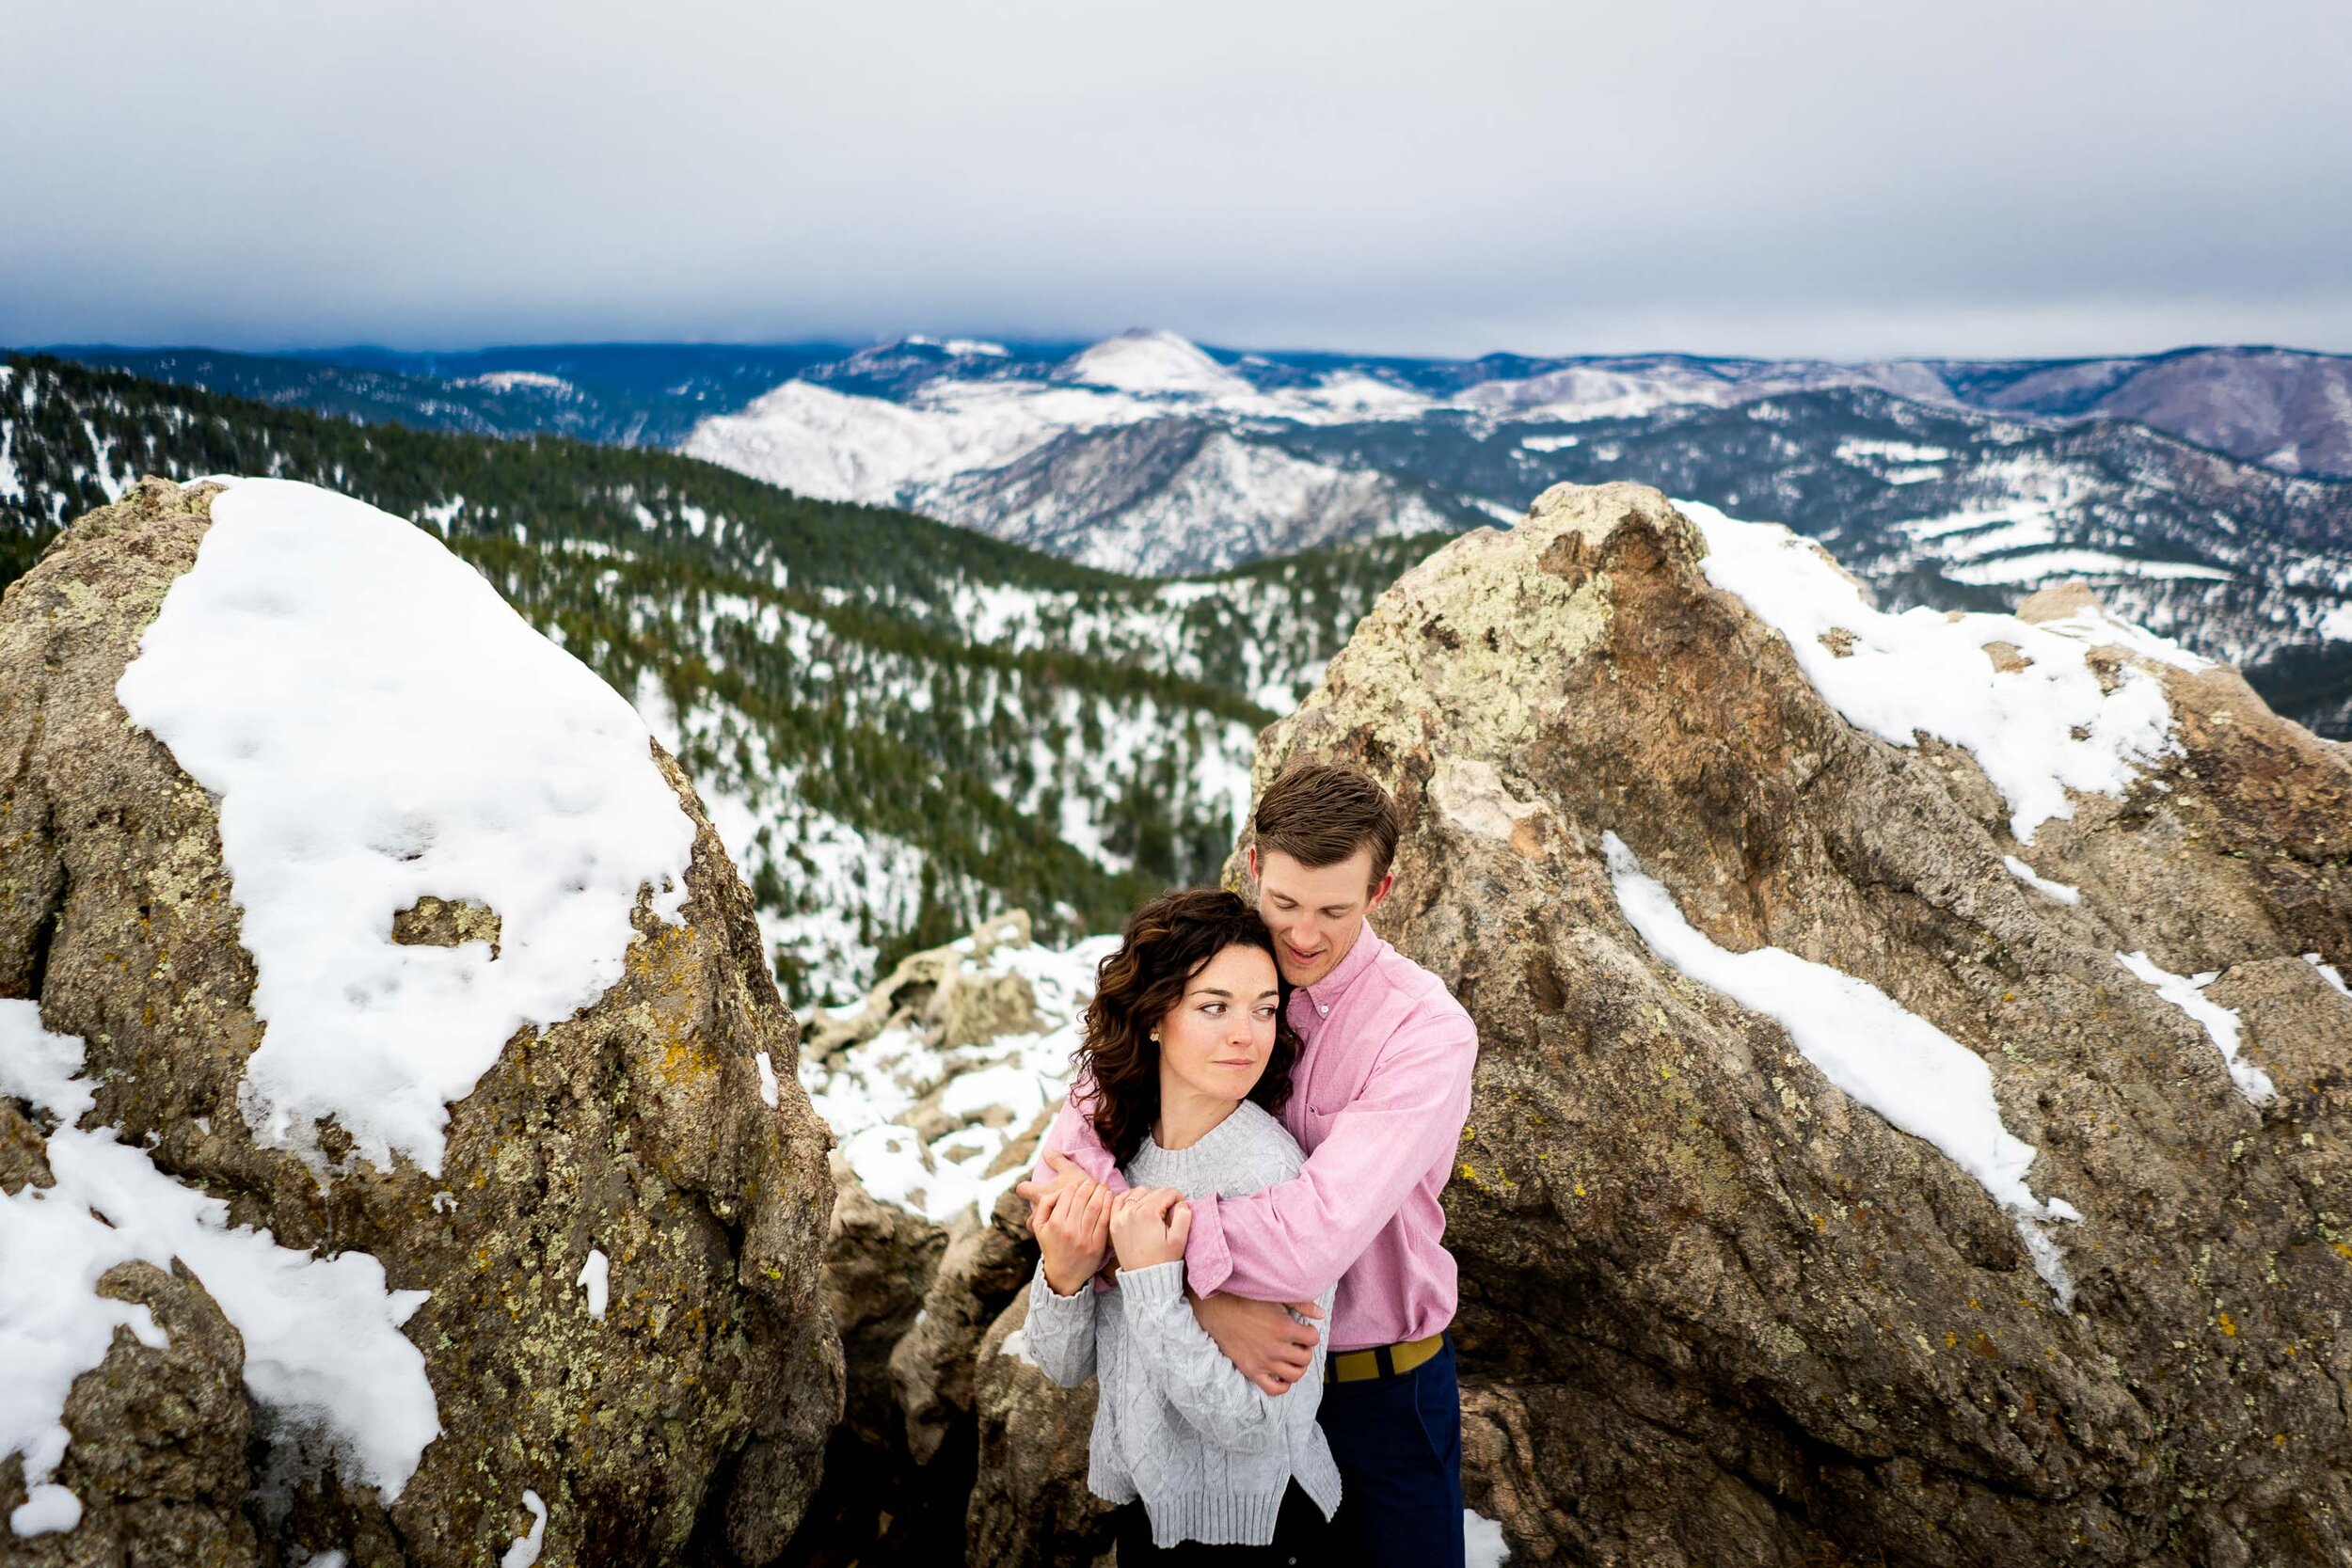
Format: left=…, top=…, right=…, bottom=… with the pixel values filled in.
left=1253, top=483, right=2352, bottom=1566
left=0, top=478, right=840, bottom=1566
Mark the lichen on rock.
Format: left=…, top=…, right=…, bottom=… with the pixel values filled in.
left=1239, top=481, right=2352, bottom=1565
left=0, top=477, right=842, bottom=1566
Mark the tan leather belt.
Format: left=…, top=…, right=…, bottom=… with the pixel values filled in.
left=1329, top=1332, right=1444, bottom=1384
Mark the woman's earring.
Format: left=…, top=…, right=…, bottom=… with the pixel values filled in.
left=1149, top=1031, right=1159, bottom=1043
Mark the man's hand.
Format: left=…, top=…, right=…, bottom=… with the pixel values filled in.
left=1030, top=1178, right=1111, bottom=1296
left=1109, top=1186, right=1190, bottom=1272
left=1189, top=1291, right=1326, bottom=1396
left=1014, top=1147, right=1095, bottom=1212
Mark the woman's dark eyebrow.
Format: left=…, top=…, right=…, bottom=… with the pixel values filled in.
left=1185, top=985, right=1235, bottom=999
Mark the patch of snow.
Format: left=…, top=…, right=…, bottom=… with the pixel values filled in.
left=113, top=479, right=695, bottom=1177
left=577, top=1248, right=609, bottom=1321
left=2305, top=953, right=2351, bottom=997
left=1519, top=434, right=1580, bottom=452
left=755, top=1051, right=780, bottom=1108
left=2001, top=856, right=2082, bottom=906
left=2, top=1007, right=437, bottom=1526
left=2115, top=951, right=2276, bottom=1105
left=9, top=1482, right=80, bottom=1537
left=2318, top=602, right=2352, bottom=641
left=1683, top=499, right=2185, bottom=844
left=461, top=372, right=579, bottom=397
left=0, top=1002, right=93, bottom=1120
left=0, top=420, right=22, bottom=505
left=998, top=1326, right=1040, bottom=1366
left=1465, top=1509, right=1511, bottom=1567
left=1946, top=549, right=2233, bottom=587
left=501, top=1490, right=548, bottom=1568
left=1836, top=437, right=1951, bottom=465
left=1604, top=832, right=2079, bottom=1307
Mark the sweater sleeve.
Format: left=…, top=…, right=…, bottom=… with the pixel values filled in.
left=1021, top=1262, right=1099, bottom=1389
left=1185, top=1006, right=1476, bottom=1302
left=1117, top=1261, right=1337, bottom=1455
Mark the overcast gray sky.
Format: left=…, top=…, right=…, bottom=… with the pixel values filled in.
left=5, top=0, right=2348, bottom=359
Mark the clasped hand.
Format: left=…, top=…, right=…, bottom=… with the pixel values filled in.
left=1020, top=1150, right=1322, bottom=1395
left=1028, top=1174, right=1191, bottom=1294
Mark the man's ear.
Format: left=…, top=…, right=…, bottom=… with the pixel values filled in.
left=1365, top=870, right=1395, bottom=912
left=1247, top=845, right=1260, bottom=880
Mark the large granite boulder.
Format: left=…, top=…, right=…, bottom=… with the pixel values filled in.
left=0, top=479, right=841, bottom=1565
left=1243, top=483, right=2352, bottom=1564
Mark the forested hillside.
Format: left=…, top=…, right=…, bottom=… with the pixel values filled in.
left=0, top=355, right=1430, bottom=1002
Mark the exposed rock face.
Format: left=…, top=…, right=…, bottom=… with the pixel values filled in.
left=966, top=1291, right=1118, bottom=1568
left=787, top=911, right=1121, bottom=1562
left=1243, top=483, right=2352, bottom=1564
left=0, top=1261, right=256, bottom=1568
left=0, top=480, right=841, bottom=1565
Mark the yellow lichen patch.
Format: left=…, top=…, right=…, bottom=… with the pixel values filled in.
left=2217, top=1311, right=2239, bottom=1338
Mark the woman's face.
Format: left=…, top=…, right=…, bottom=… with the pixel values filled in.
left=1156, top=942, right=1282, bottom=1106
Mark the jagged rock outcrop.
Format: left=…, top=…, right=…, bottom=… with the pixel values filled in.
left=2, top=1260, right=256, bottom=1568
left=787, top=913, right=1099, bottom=1562
left=0, top=480, right=841, bottom=1565
left=1236, top=483, right=2352, bottom=1564
left=966, top=1292, right=1118, bottom=1568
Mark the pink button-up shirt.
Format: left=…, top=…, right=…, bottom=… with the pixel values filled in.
left=1040, top=925, right=1479, bottom=1353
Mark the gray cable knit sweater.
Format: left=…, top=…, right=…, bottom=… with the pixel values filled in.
left=1023, top=1100, right=1342, bottom=1549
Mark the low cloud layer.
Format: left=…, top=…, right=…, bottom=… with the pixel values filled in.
left=6, top=0, right=2348, bottom=358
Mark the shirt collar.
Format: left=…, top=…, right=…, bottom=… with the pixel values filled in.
left=1300, top=921, right=1384, bottom=1014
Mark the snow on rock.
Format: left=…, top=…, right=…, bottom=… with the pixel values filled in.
left=577, top=1248, right=610, bottom=1322
left=2307, top=953, right=2352, bottom=997
left=1, top=1010, right=438, bottom=1531
left=2001, top=855, right=2082, bottom=906
left=2115, top=951, right=2277, bottom=1105
left=1682, top=499, right=2185, bottom=843
left=1465, top=1509, right=1512, bottom=1567
left=114, top=478, right=696, bottom=1177
left=801, top=918, right=1117, bottom=1225
left=0, top=1001, right=93, bottom=1120
left=1604, top=832, right=2081, bottom=1306
left=500, top=1489, right=548, bottom=1568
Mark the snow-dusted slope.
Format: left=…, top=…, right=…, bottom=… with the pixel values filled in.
left=680, top=332, right=1488, bottom=576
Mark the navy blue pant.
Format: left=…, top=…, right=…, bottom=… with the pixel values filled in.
left=1314, top=1333, right=1464, bottom=1568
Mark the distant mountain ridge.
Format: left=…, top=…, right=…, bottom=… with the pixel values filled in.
left=24, top=333, right=2352, bottom=736
left=43, top=334, right=2352, bottom=475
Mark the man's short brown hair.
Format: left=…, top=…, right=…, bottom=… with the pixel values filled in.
left=1252, top=762, right=1400, bottom=887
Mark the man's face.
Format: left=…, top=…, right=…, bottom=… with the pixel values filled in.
left=1252, top=847, right=1391, bottom=990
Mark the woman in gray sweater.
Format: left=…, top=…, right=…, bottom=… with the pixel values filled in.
left=1023, top=887, right=1342, bottom=1560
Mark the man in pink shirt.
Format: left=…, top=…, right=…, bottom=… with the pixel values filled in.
left=1021, top=763, right=1480, bottom=1567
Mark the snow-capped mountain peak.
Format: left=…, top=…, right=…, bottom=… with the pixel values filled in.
left=1060, top=330, right=1251, bottom=398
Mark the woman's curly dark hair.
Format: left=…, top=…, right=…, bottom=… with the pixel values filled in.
left=1073, top=886, right=1301, bottom=1165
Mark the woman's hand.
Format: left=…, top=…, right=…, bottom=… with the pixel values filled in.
left=1109, top=1186, right=1192, bottom=1272
left=1031, top=1177, right=1112, bottom=1296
